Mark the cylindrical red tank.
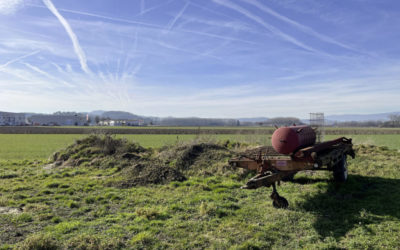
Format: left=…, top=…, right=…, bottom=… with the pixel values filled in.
left=271, top=125, right=316, bottom=155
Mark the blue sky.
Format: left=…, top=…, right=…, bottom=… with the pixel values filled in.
left=0, top=0, right=399, bottom=118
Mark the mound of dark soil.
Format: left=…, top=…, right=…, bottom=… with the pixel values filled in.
left=175, top=143, right=228, bottom=170
left=158, top=141, right=249, bottom=177
left=48, top=135, right=249, bottom=186
left=48, top=135, right=184, bottom=186
left=117, top=164, right=186, bottom=187
left=50, top=135, right=147, bottom=167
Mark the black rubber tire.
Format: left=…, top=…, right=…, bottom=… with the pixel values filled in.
left=272, top=196, right=289, bottom=209
left=333, top=155, right=348, bottom=182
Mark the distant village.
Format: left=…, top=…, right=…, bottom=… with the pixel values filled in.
left=0, top=111, right=145, bottom=127
left=0, top=110, right=297, bottom=127
left=1, top=110, right=399, bottom=127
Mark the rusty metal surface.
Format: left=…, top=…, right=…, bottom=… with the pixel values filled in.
left=271, top=125, right=316, bottom=154
left=229, top=137, right=355, bottom=182
left=229, top=136, right=356, bottom=208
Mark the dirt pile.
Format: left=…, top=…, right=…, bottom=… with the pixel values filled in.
left=47, top=135, right=248, bottom=187
left=117, top=164, right=186, bottom=187
left=158, top=140, right=248, bottom=177
left=49, top=135, right=147, bottom=168
left=48, top=135, right=185, bottom=186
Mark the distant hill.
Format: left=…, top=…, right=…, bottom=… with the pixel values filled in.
left=100, top=111, right=142, bottom=120
left=6, top=109, right=398, bottom=126
left=238, top=117, right=269, bottom=123
left=88, top=110, right=142, bottom=120
left=89, top=110, right=106, bottom=117
left=326, top=112, right=400, bottom=122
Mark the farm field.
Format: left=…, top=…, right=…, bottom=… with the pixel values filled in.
left=0, top=133, right=400, bottom=249
left=1, top=126, right=400, bottom=135
left=1, top=134, right=400, bottom=160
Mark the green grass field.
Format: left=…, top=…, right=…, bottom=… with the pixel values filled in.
left=0, top=134, right=400, bottom=160
left=1, top=133, right=400, bottom=249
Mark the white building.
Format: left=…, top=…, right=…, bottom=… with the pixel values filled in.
left=0, top=112, right=26, bottom=126
left=98, top=119, right=144, bottom=126
left=29, top=115, right=86, bottom=126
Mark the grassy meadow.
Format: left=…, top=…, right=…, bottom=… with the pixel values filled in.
left=1, top=133, right=400, bottom=161
left=0, top=132, right=400, bottom=249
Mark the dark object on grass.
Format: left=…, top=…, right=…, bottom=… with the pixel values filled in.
left=229, top=136, right=355, bottom=208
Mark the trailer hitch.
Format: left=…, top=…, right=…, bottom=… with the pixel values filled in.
left=271, top=183, right=288, bottom=209
left=241, top=172, right=289, bottom=208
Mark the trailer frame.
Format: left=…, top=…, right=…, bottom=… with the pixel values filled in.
left=229, top=137, right=355, bottom=208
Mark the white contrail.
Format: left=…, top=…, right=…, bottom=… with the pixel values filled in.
left=0, top=50, right=40, bottom=69
left=140, top=0, right=144, bottom=14
left=165, top=1, right=190, bottom=32
left=42, top=0, right=91, bottom=74
left=22, top=62, right=74, bottom=87
left=242, top=0, right=356, bottom=52
left=51, top=62, right=65, bottom=74
left=0, top=0, right=23, bottom=15
left=213, top=0, right=318, bottom=53
left=30, top=2, right=257, bottom=45
left=29, top=2, right=169, bottom=27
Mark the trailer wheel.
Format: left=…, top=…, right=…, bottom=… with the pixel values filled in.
left=333, top=155, right=348, bottom=182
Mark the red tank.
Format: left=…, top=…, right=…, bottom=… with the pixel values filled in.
left=271, top=125, right=316, bottom=155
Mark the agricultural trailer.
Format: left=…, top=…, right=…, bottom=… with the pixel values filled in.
left=229, top=125, right=355, bottom=208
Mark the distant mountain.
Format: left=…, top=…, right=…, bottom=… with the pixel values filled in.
left=89, top=110, right=106, bottom=117
left=100, top=111, right=142, bottom=120
left=238, top=117, right=269, bottom=123
left=326, top=111, right=400, bottom=122
left=14, top=109, right=400, bottom=125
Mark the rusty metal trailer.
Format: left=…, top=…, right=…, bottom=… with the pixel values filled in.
left=229, top=137, right=355, bottom=208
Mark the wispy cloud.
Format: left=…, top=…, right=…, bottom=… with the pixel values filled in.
left=177, top=14, right=253, bottom=33
left=1, top=0, right=398, bottom=117
left=0, top=50, right=40, bottom=69
left=137, top=0, right=174, bottom=16
left=156, top=40, right=221, bottom=60
left=0, top=66, right=36, bottom=82
left=242, top=0, right=358, bottom=52
left=42, top=0, right=91, bottom=74
left=22, top=62, right=73, bottom=87
left=0, top=0, right=23, bottom=15
left=212, top=0, right=319, bottom=53
left=140, top=0, right=144, bottom=14
left=165, top=1, right=190, bottom=33
left=29, top=3, right=258, bottom=45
